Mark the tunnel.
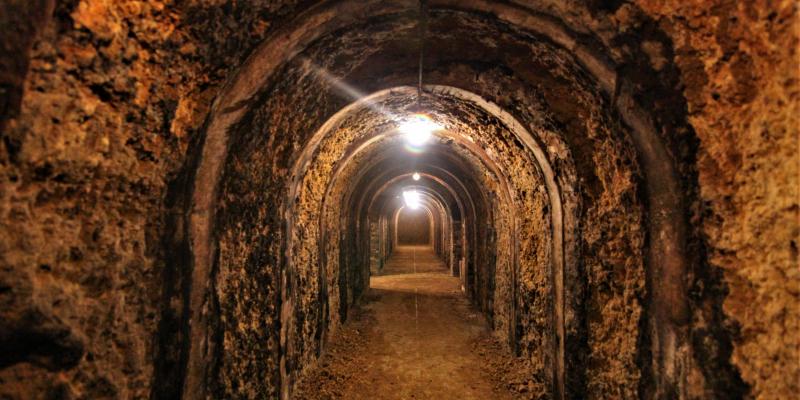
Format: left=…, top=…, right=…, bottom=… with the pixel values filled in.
left=0, top=1, right=798, bottom=399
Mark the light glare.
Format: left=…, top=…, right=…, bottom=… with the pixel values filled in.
left=402, top=190, right=421, bottom=209
left=399, top=114, right=440, bottom=147
left=412, top=172, right=421, bottom=181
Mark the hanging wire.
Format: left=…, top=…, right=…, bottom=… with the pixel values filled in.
left=417, top=0, right=428, bottom=107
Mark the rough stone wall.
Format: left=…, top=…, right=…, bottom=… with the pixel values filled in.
left=415, top=17, right=652, bottom=395
left=214, top=119, right=291, bottom=398
left=579, top=114, right=646, bottom=398
left=212, top=59, right=348, bottom=396
left=443, top=103, right=554, bottom=395
left=0, top=1, right=313, bottom=397
left=460, top=76, right=646, bottom=399
left=426, top=47, right=648, bottom=397
left=287, top=115, right=366, bottom=373
left=0, top=1, right=196, bottom=397
left=514, top=180, right=552, bottom=392
left=632, top=1, right=799, bottom=398
left=519, top=48, right=649, bottom=397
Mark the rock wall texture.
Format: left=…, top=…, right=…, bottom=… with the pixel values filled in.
left=2, top=1, right=194, bottom=397
left=632, top=1, right=800, bottom=398
left=0, top=1, right=796, bottom=399
left=0, top=1, right=314, bottom=398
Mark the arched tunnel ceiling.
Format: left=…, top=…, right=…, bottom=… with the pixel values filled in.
left=368, top=172, right=465, bottom=221
left=189, top=2, right=687, bottom=399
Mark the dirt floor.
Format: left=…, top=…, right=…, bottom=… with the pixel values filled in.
left=294, top=246, right=539, bottom=399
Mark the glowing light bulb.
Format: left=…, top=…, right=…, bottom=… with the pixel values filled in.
left=399, top=114, right=440, bottom=147
left=412, top=172, right=421, bottom=181
left=402, top=190, right=421, bottom=209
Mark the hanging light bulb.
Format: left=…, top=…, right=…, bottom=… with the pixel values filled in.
left=398, top=1, right=438, bottom=151
left=412, top=172, right=421, bottom=181
left=402, top=189, right=421, bottom=209
left=399, top=114, right=440, bottom=146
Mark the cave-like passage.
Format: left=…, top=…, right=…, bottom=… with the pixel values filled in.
left=286, top=83, right=548, bottom=399
left=297, top=242, right=513, bottom=399
left=1, top=1, right=795, bottom=400
left=295, top=180, right=518, bottom=398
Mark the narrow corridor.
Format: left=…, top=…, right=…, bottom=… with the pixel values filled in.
left=295, top=246, right=515, bottom=399
left=1, top=2, right=796, bottom=398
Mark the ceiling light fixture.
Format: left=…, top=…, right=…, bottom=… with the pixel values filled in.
left=403, top=189, right=421, bottom=210
left=400, top=114, right=440, bottom=146
left=398, top=1, right=440, bottom=151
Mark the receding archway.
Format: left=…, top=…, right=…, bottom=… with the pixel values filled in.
left=173, top=3, right=705, bottom=399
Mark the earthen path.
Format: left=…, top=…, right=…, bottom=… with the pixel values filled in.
left=294, top=245, right=515, bottom=399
